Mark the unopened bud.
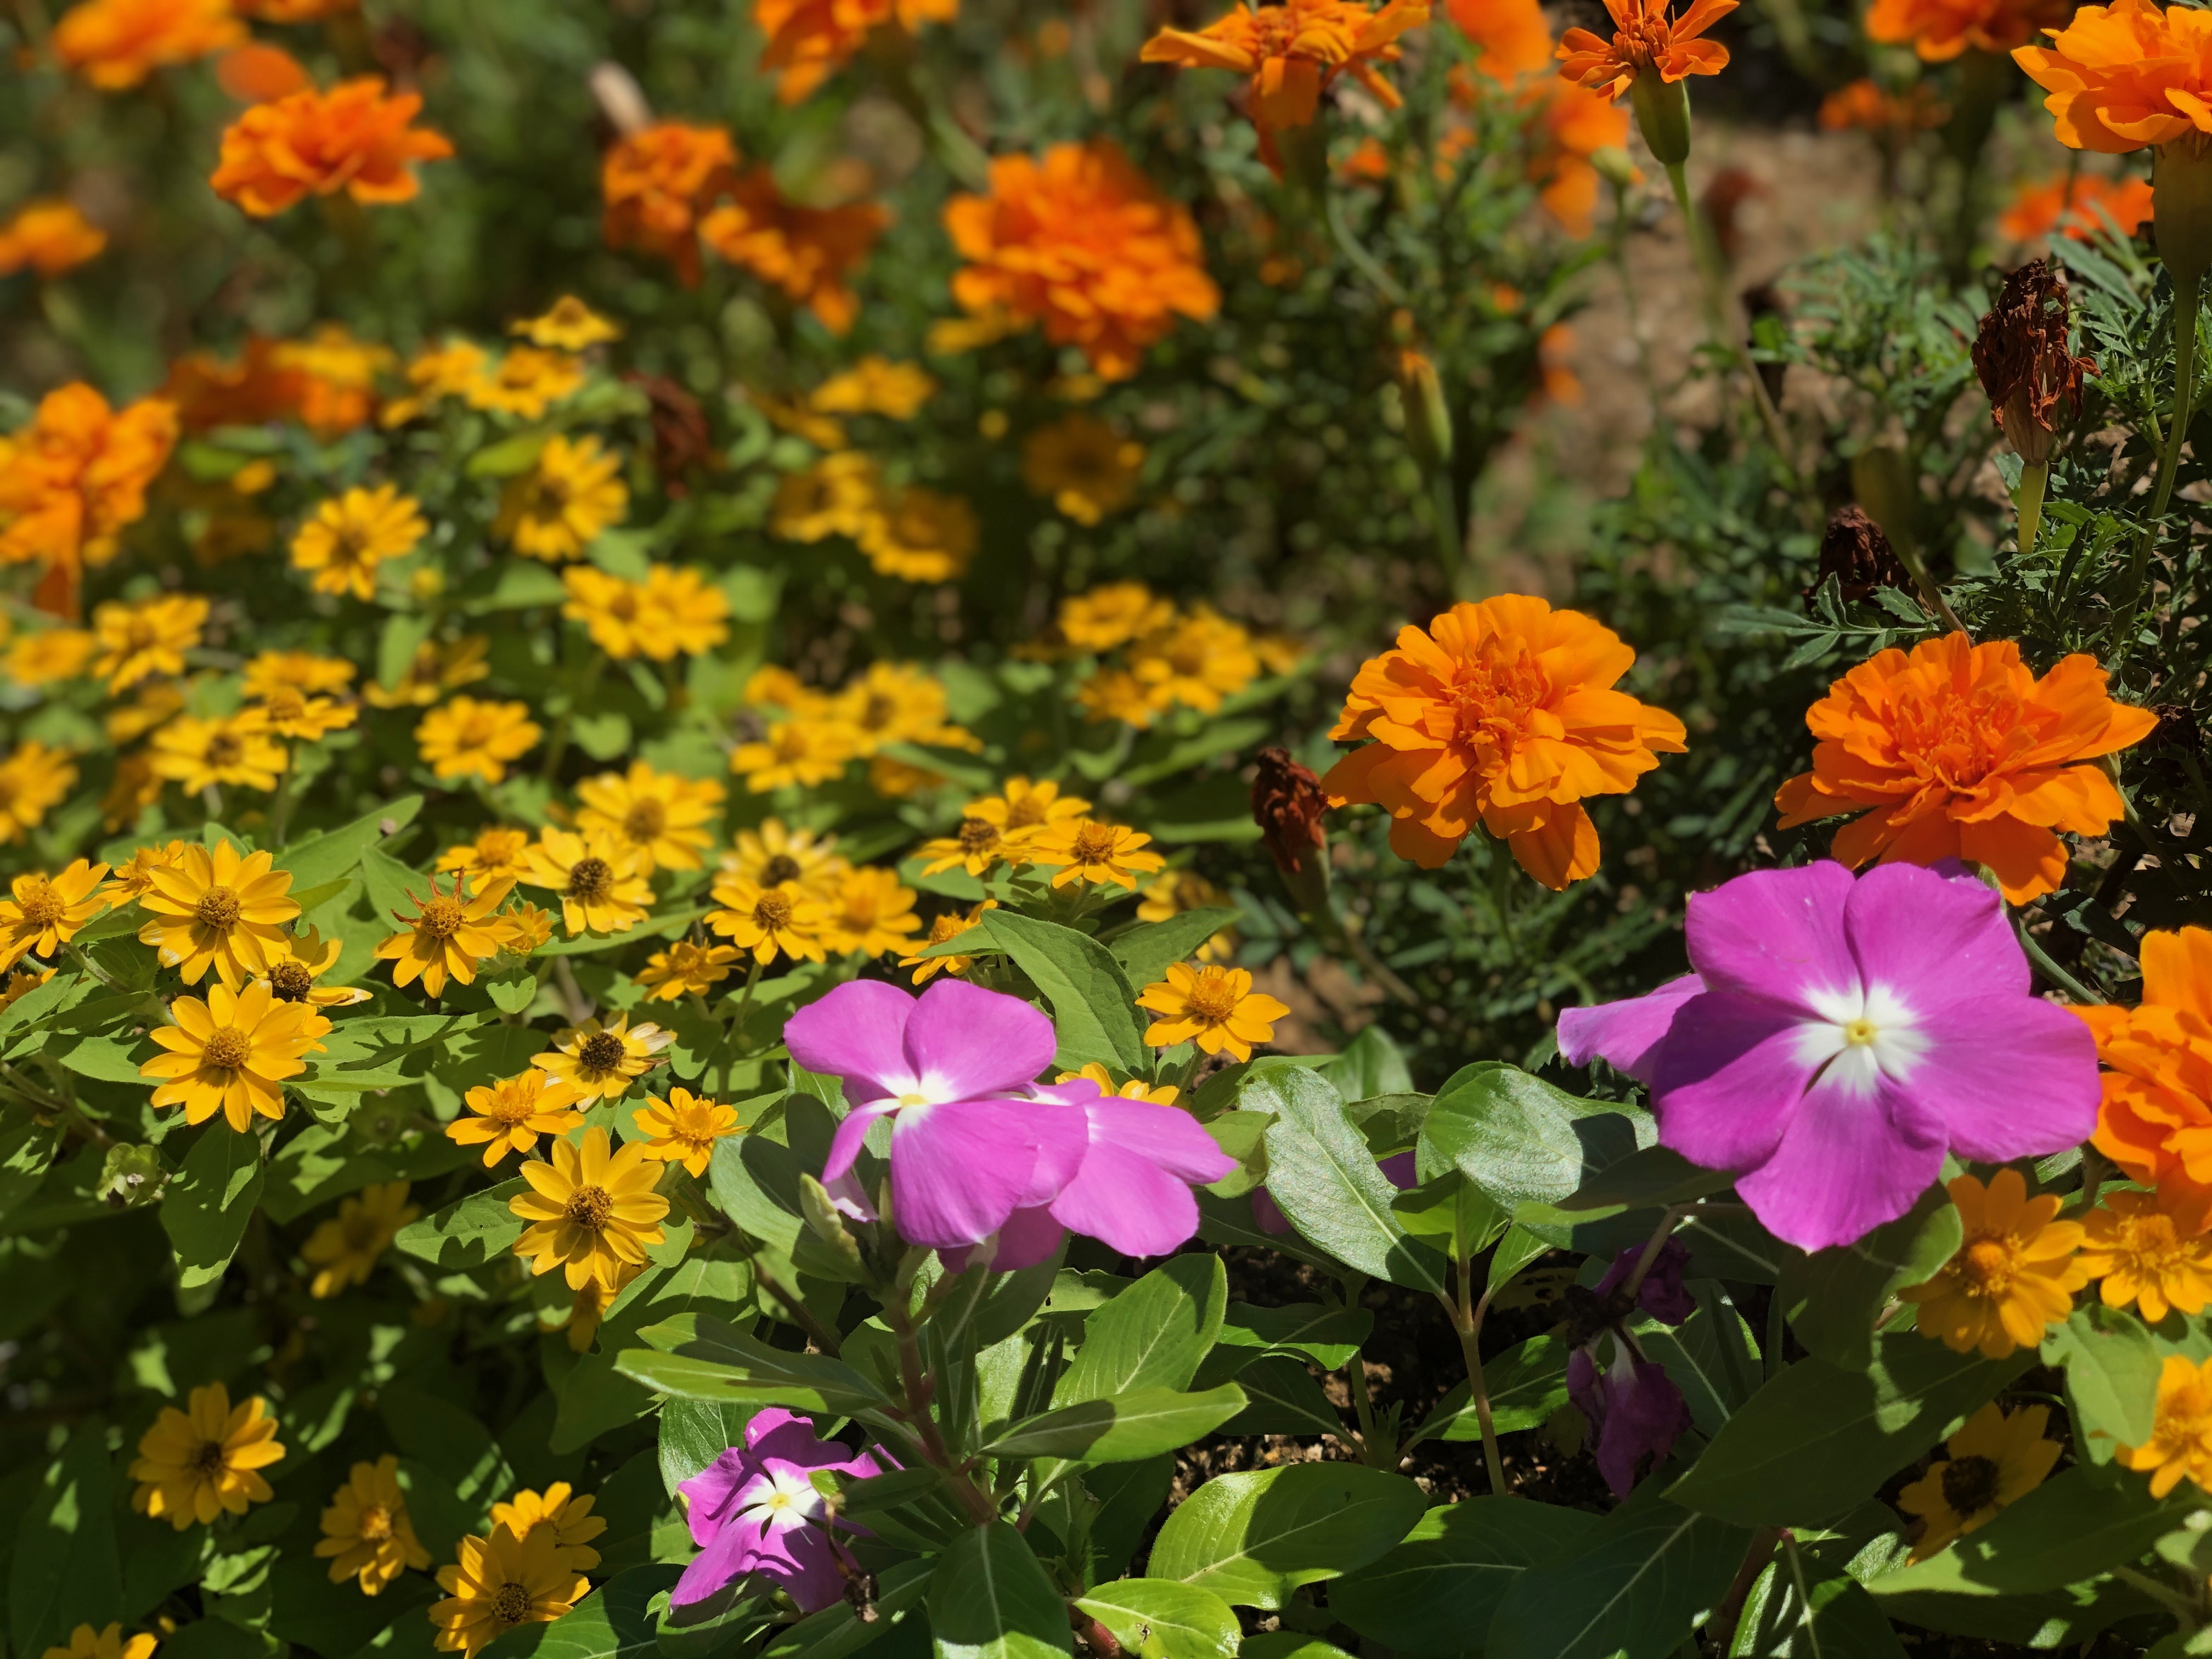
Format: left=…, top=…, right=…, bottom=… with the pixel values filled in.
left=1397, top=350, right=1453, bottom=474
left=1251, top=747, right=1331, bottom=914
left=1590, top=146, right=1639, bottom=191
left=1971, top=259, right=2092, bottom=467
left=800, top=1173, right=867, bottom=1273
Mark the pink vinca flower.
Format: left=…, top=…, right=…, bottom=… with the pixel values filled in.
left=1558, top=861, right=2099, bottom=1251
left=784, top=979, right=1090, bottom=1252
left=672, top=1409, right=881, bottom=1612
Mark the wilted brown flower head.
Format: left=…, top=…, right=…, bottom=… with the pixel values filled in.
left=622, top=372, right=715, bottom=498
left=1809, top=506, right=1912, bottom=606
left=1971, top=259, right=2093, bottom=466
left=1251, top=746, right=1329, bottom=876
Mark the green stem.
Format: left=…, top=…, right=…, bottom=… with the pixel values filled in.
left=2010, top=905, right=2097, bottom=1004
left=2013, top=459, right=2049, bottom=559
left=1428, top=468, right=1465, bottom=599
left=2125, top=266, right=2203, bottom=659
left=1325, top=191, right=1409, bottom=308
left=1447, top=1255, right=1508, bottom=1495
left=2111, top=1563, right=2203, bottom=1631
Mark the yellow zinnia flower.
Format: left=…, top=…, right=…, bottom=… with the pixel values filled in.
left=0, top=741, right=77, bottom=845
left=465, top=348, right=584, bottom=420
left=1137, top=868, right=1238, bottom=962
left=257, top=924, right=373, bottom=1009
left=723, top=818, right=848, bottom=896
left=1023, top=414, right=1145, bottom=525
left=148, top=711, right=289, bottom=795
left=573, top=760, right=723, bottom=874
left=415, top=696, right=541, bottom=785
left=517, top=828, right=653, bottom=936
left=810, top=356, right=936, bottom=419
left=631, top=1087, right=747, bottom=1177
left=916, top=815, right=1013, bottom=877
left=430, top=1524, right=587, bottom=1657
left=635, top=938, right=742, bottom=1000
left=41, top=1625, right=156, bottom=1659
left=448, top=1070, right=586, bottom=1167
left=129, top=1382, right=286, bottom=1530
left=1024, top=816, right=1166, bottom=890
left=558, top=565, right=652, bottom=657
left=247, top=682, right=358, bottom=742
left=833, top=661, right=978, bottom=755
left=375, top=873, right=515, bottom=996
left=532, top=1013, right=672, bottom=1103
left=241, top=648, right=354, bottom=698
left=1901, top=1169, right=2090, bottom=1359
left=92, top=594, right=207, bottom=692
left=1897, top=1402, right=2061, bottom=1562
left=900, top=900, right=997, bottom=985
left=706, top=872, right=831, bottom=966
left=365, top=635, right=490, bottom=708
left=967, top=776, right=1091, bottom=848
left=290, top=484, right=428, bottom=601
left=140, top=980, right=327, bottom=1131
left=511, top=296, right=621, bottom=351
left=823, top=866, right=921, bottom=956
left=136, top=841, right=300, bottom=987
left=109, top=838, right=185, bottom=901
left=438, top=825, right=536, bottom=885
left=489, top=1481, right=607, bottom=1570
left=497, top=435, right=628, bottom=562
left=2078, top=1188, right=2212, bottom=1322
left=1137, top=962, right=1290, bottom=1062
left=729, top=716, right=863, bottom=792
left=0, top=857, right=109, bottom=969
left=562, top=1263, right=642, bottom=1353
left=8, top=627, right=99, bottom=688
left=315, top=1453, right=432, bottom=1595
left=300, top=1180, right=418, bottom=1299
left=1127, top=606, right=1261, bottom=715
left=1059, top=1060, right=1183, bottom=1104
left=770, top=452, right=882, bottom=542
left=858, top=484, right=976, bottom=583
left=636, top=565, right=731, bottom=658
left=2123, top=1354, right=2212, bottom=1498
left=510, top=1124, right=669, bottom=1289
left=1056, top=582, right=1174, bottom=653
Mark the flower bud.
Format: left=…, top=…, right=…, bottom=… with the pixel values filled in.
left=1591, top=146, right=1640, bottom=191
left=1251, top=746, right=1331, bottom=915
left=1397, top=349, right=1453, bottom=475
left=1971, top=259, right=2091, bottom=467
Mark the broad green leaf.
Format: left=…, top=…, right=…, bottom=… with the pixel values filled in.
left=1076, top=1580, right=1240, bottom=1659
left=1732, top=1567, right=1909, bottom=1659
left=658, top=1400, right=756, bottom=1497
left=763, top=1560, right=933, bottom=1659
left=54, top=1029, right=155, bottom=1082
left=1556, top=1144, right=1734, bottom=1216
left=9, top=1425, right=121, bottom=1659
left=1666, top=1333, right=2035, bottom=1527
left=1210, top=1301, right=1372, bottom=1372
left=1253, top=1067, right=1449, bottom=1296
left=983, top=1384, right=1246, bottom=1463
left=620, top=1312, right=898, bottom=1417
left=1392, top=1170, right=1507, bottom=1263
left=1488, top=1226, right=1554, bottom=1297
left=1319, top=1027, right=1415, bottom=1104
left=929, top=1521, right=1073, bottom=1659
left=159, top=1126, right=264, bottom=1292
left=276, top=794, right=423, bottom=889
left=1870, top=1466, right=2180, bottom=1595
left=975, top=910, right=1149, bottom=1075
left=1057, top=1253, right=1226, bottom=1404
left=552, top=1255, right=753, bottom=1453
left=1410, top=1334, right=1571, bottom=1444
left=1221, top=1356, right=1344, bottom=1438
left=1419, top=1062, right=1652, bottom=1220
left=1085, top=1457, right=1175, bottom=1583
left=381, top=1383, right=514, bottom=1506
left=2042, top=1302, right=2160, bottom=1464
left=1865, top=1553, right=2160, bottom=1646
left=1331, top=1497, right=1601, bottom=1655
left=264, top=1547, right=436, bottom=1652
left=1109, top=909, right=1243, bottom=992
left=1776, top=1183, right=1959, bottom=1370
left=393, top=1178, right=527, bottom=1268
left=1147, top=1462, right=1428, bottom=1609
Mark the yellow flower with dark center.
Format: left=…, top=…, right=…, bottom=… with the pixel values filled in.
left=533, top=1013, right=672, bottom=1102
left=1897, top=1402, right=2061, bottom=1562
left=574, top=761, right=724, bottom=874
left=900, top=899, right=997, bottom=985
left=518, top=829, right=653, bottom=936
left=636, top=938, right=743, bottom=1001
left=430, top=1523, right=587, bottom=1657
left=449, top=1070, right=586, bottom=1166
left=242, top=649, right=354, bottom=698
left=0, top=741, right=78, bottom=843
left=510, top=1124, right=669, bottom=1288
left=110, top=838, right=185, bottom=901
left=706, top=873, right=832, bottom=966
left=438, top=826, right=537, bottom=886
left=558, top=565, right=653, bottom=658
left=730, top=717, right=865, bottom=793
left=136, top=842, right=300, bottom=986
left=495, top=901, right=556, bottom=957
left=1059, top=1061, right=1182, bottom=1104
left=249, top=682, right=358, bottom=742
left=496, top=435, right=627, bottom=562
left=811, top=356, right=937, bottom=419
left=315, top=1453, right=432, bottom=1595
left=464, top=348, right=585, bottom=420
left=376, top=873, right=515, bottom=996
left=0, top=858, right=109, bottom=969
left=824, top=866, right=922, bottom=956
left=637, top=565, right=732, bottom=658
left=1023, top=414, right=1146, bottom=525
left=633, top=1087, right=747, bottom=1177
left=2125, top=1355, right=2212, bottom=1498
left=770, top=452, right=881, bottom=543
left=724, top=818, right=848, bottom=896
left=917, top=816, right=1010, bottom=877
left=1127, top=607, right=1261, bottom=715
left=1025, top=816, right=1166, bottom=890
left=1056, top=582, right=1173, bottom=653
left=92, top=594, right=207, bottom=693
left=859, top=484, right=977, bottom=583
left=416, top=697, right=541, bottom=785
left=9, top=627, right=98, bottom=687
left=256, top=924, right=373, bottom=1009
left=511, top=296, right=622, bottom=352
left=1074, top=667, right=1161, bottom=726
left=489, top=1482, right=607, bottom=1571
left=141, top=980, right=326, bottom=1131
left=149, top=711, right=289, bottom=795
left=1901, top=1170, right=2090, bottom=1359
left=365, top=636, right=489, bottom=708
left=1137, top=962, right=1290, bottom=1062
left=967, top=777, right=1091, bottom=859
left=103, top=752, right=161, bottom=830
left=301, top=1181, right=419, bottom=1299
left=2078, top=1188, right=2212, bottom=1322
left=290, top=485, right=427, bottom=602
left=41, top=1624, right=156, bottom=1659
left=833, top=662, right=978, bottom=756
left=1137, top=868, right=1238, bottom=962
left=563, top=1262, right=642, bottom=1352
left=128, top=1382, right=286, bottom=1530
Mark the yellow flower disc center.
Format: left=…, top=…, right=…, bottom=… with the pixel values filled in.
left=1939, top=1454, right=2001, bottom=1516
left=358, top=1503, right=393, bottom=1542
left=956, top=817, right=997, bottom=854
left=623, top=800, right=668, bottom=840
left=565, top=1183, right=614, bottom=1231
left=268, top=960, right=314, bottom=1001
left=754, top=890, right=794, bottom=929
left=1184, top=974, right=1242, bottom=1023
left=493, top=1581, right=534, bottom=1624
left=188, top=1437, right=229, bottom=1475
left=1843, top=1017, right=1878, bottom=1047
left=567, top=857, right=615, bottom=903
left=17, top=882, right=64, bottom=927
left=418, top=895, right=466, bottom=939
left=202, top=1026, right=252, bottom=1070
left=196, top=885, right=242, bottom=930
left=578, top=1032, right=628, bottom=1071
left=1959, top=1237, right=2016, bottom=1296
left=761, top=854, right=803, bottom=887
left=1070, top=823, right=1118, bottom=862
left=205, top=733, right=244, bottom=767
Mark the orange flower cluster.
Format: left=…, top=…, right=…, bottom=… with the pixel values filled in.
left=1447, top=0, right=1632, bottom=236
left=1775, top=633, right=2157, bottom=903
left=1817, top=78, right=1950, bottom=134
left=0, top=383, right=178, bottom=617
left=2079, top=927, right=2212, bottom=1228
left=2000, top=173, right=2154, bottom=242
left=1141, top=1, right=1430, bottom=172
left=1323, top=596, right=1687, bottom=887
left=1556, top=0, right=1735, bottom=100
left=2015, top=0, right=2212, bottom=152
left=945, top=142, right=1221, bottom=381
left=165, top=326, right=390, bottom=437
left=52, top=0, right=241, bottom=89
left=211, top=77, right=454, bottom=217
left=601, top=122, right=741, bottom=287
left=0, top=202, right=107, bottom=279
left=702, top=179, right=889, bottom=334
left=755, top=0, right=960, bottom=104
left=1869, top=0, right=2069, bottom=61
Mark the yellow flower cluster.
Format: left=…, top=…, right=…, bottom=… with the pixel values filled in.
left=769, top=450, right=978, bottom=583
left=733, top=661, right=978, bottom=796
left=1048, top=580, right=1301, bottom=729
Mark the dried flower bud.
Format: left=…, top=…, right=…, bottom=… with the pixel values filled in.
left=1809, top=506, right=1912, bottom=606
left=623, top=371, right=716, bottom=498
left=1971, top=259, right=2093, bottom=467
left=1252, top=746, right=1329, bottom=878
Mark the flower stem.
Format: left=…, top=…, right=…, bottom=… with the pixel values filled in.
left=1444, top=1254, right=1507, bottom=1494
left=2013, top=459, right=2049, bottom=559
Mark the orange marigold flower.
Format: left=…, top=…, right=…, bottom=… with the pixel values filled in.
left=0, top=383, right=178, bottom=618
left=163, top=336, right=301, bottom=433
left=602, top=121, right=741, bottom=288
left=1141, top=1, right=1431, bottom=173
left=1774, top=633, right=2158, bottom=904
left=2078, top=926, right=2212, bottom=1229
left=754, top=0, right=960, bottom=104
left=1872, top=0, right=2068, bottom=61
left=701, top=173, right=887, bottom=334
left=1449, top=0, right=1555, bottom=81
left=2000, top=173, right=2155, bottom=242
left=211, top=77, right=454, bottom=218
left=944, top=142, right=1221, bottom=382
left=2014, top=0, right=2212, bottom=151
left=1321, top=595, right=1686, bottom=887
left=1817, top=78, right=1951, bottom=133
left=0, top=201, right=107, bottom=279
left=53, top=0, right=242, bottom=89
left=1556, top=0, right=1736, bottom=99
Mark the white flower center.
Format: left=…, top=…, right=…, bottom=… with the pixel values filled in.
left=1793, top=982, right=1928, bottom=1094
left=737, top=1468, right=829, bottom=1534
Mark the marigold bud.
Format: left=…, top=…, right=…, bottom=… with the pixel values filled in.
left=1971, top=259, right=2092, bottom=467
left=1808, top=506, right=1911, bottom=607
left=1397, top=349, right=1454, bottom=475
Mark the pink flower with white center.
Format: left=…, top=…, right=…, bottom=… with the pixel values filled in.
left=672, top=1409, right=881, bottom=1612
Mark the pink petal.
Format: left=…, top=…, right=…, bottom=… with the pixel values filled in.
left=1650, top=991, right=1818, bottom=1175
left=785, top=980, right=917, bottom=1101
left=1842, top=862, right=2027, bottom=1016
left=1914, top=994, right=2101, bottom=1163
left=888, top=1101, right=1047, bottom=1247
left=1557, top=974, right=1703, bottom=1084
left=1736, top=1073, right=1948, bottom=1251
left=822, top=1098, right=899, bottom=1186
left=1048, top=1139, right=1204, bottom=1259
left=1684, top=861, right=1857, bottom=1015
left=904, top=979, right=1057, bottom=1099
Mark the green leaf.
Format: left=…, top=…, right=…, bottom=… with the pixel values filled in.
left=1733, top=1568, right=1909, bottom=1659
left=984, top=1384, right=1246, bottom=1463
left=1412, top=1335, right=1572, bottom=1443
left=1320, top=1028, right=1417, bottom=1104
left=1865, top=1552, right=2162, bottom=1646
left=381, top=1383, right=514, bottom=1506
left=1485, top=1480, right=1753, bottom=1659
left=1666, top=1333, right=2035, bottom=1527
left=1872, top=1465, right=2180, bottom=1595
left=1075, top=1580, right=1240, bottom=1659
left=393, top=1178, right=527, bottom=1268
left=1253, top=1067, right=1449, bottom=1296
left=1085, top=1457, right=1175, bottom=1583
left=619, top=1312, right=898, bottom=1417
left=476, top=1566, right=678, bottom=1659
left=763, top=1560, right=933, bottom=1659
left=1488, top=1226, right=1554, bottom=1297
left=159, top=1126, right=264, bottom=1292
left=276, top=794, right=423, bottom=889
left=1419, top=1062, right=1652, bottom=1219
left=709, top=1126, right=806, bottom=1253
left=553, top=1255, right=754, bottom=1453
left=1221, top=1356, right=1344, bottom=1437
left=1147, top=1462, right=1429, bottom=1609
left=659, top=1400, right=756, bottom=1497
left=929, top=1521, right=1073, bottom=1659
left=1109, top=909, right=1243, bottom=992
left=1331, top=1497, right=1602, bottom=1655
left=1056, top=1254, right=1227, bottom=1404
left=9, top=1425, right=121, bottom=1659
left=1210, top=1301, right=1372, bottom=1373
left=1392, top=1171, right=1506, bottom=1264
left=359, top=842, right=432, bottom=932
left=1638, top=1289, right=1763, bottom=1437
left=54, top=1029, right=155, bottom=1082
left=1556, top=1144, right=1734, bottom=1216
left=2042, top=1302, right=2161, bottom=1464
left=1776, top=1183, right=1960, bottom=1370
left=975, top=910, right=1149, bottom=1074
